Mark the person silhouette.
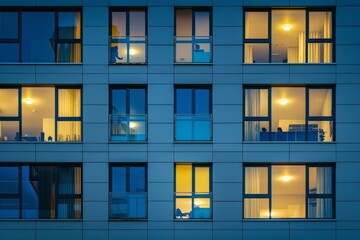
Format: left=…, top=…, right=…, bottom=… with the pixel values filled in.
left=111, top=46, right=123, bottom=63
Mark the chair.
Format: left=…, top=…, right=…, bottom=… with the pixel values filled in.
left=175, top=208, right=187, bottom=219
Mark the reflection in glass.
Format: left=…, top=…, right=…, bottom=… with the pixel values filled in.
left=0, top=167, right=19, bottom=194
left=57, top=198, right=82, bottom=219
left=0, top=198, right=20, bottom=219
left=308, top=198, right=332, bottom=218
left=59, top=12, right=81, bottom=39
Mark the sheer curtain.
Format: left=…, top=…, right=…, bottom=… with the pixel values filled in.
left=58, top=12, right=81, bottom=63
left=308, top=32, right=320, bottom=63
left=245, top=167, right=261, bottom=218
left=316, top=167, right=332, bottom=218
left=298, top=31, right=306, bottom=63
left=244, top=45, right=253, bottom=63
left=245, top=90, right=260, bottom=141
left=323, top=12, right=332, bottom=63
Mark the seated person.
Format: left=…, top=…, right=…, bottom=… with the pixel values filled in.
left=111, top=46, right=123, bottom=63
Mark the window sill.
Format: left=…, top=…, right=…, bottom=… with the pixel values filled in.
left=0, top=63, right=82, bottom=65
left=109, top=63, right=147, bottom=65
left=0, top=219, right=83, bottom=221
left=0, top=141, right=83, bottom=144
left=174, top=62, right=213, bottom=65
left=243, top=218, right=336, bottom=222
left=174, top=141, right=213, bottom=144
left=108, top=218, right=148, bottom=222
left=242, top=63, right=336, bottom=65
left=108, top=141, right=148, bottom=144
left=242, top=141, right=336, bottom=144
left=174, top=218, right=213, bottom=222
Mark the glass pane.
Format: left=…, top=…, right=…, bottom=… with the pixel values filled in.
left=58, top=166, right=81, bottom=194
left=110, top=115, right=147, bottom=141
left=309, top=89, right=332, bottom=117
left=195, top=167, right=209, bottom=193
left=244, top=198, right=269, bottom=218
left=244, top=121, right=269, bottom=141
left=272, top=165, right=306, bottom=218
left=57, top=198, right=81, bottom=219
left=192, top=198, right=211, bottom=218
left=271, top=10, right=305, bottom=63
left=308, top=121, right=333, bottom=142
left=0, top=88, right=18, bottom=116
left=272, top=87, right=305, bottom=134
left=57, top=121, right=81, bottom=141
left=245, top=12, right=268, bottom=39
left=245, top=167, right=268, bottom=194
left=111, top=43, right=127, bottom=63
left=22, top=12, right=55, bottom=62
left=175, top=115, right=211, bottom=141
left=112, top=167, right=126, bottom=192
left=111, top=89, right=126, bottom=114
left=245, top=89, right=268, bottom=117
left=309, top=167, right=332, bottom=194
left=0, top=121, right=19, bottom=142
left=176, top=42, right=192, bottom=63
left=195, top=89, right=210, bottom=114
left=309, top=12, right=332, bottom=39
left=308, top=43, right=332, bottom=63
left=308, top=198, right=333, bottom=218
left=129, top=10, right=145, bottom=37
left=195, top=11, right=209, bottom=37
left=22, top=87, right=55, bottom=142
left=175, top=198, right=191, bottom=219
left=176, top=9, right=192, bottom=36
left=130, top=89, right=146, bottom=114
left=22, top=166, right=39, bottom=219
left=110, top=192, right=146, bottom=219
left=59, top=12, right=81, bottom=39
left=0, top=12, right=18, bottom=38
left=193, top=42, right=211, bottom=63
left=58, top=89, right=81, bottom=117
left=112, top=12, right=126, bottom=37
left=176, top=89, right=192, bottom=114
left=0, top=198, right=20, bottom=219
left=0, top=43, right=19, bottom=62
left=57, top=43, right=81, bottom=63
left=176, top=164, right=192, bottom=193
left=129, top=43, right=146, bottom=63
left=244, top=43, right=269, bottom=63
left=129, top=166, right=146, bottom=192
left=0, top=166, right=19, bottom=194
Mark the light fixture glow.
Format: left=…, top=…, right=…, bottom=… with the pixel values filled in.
left=129, top=122, right=136, bottom=128
left=280, top=176, right=292, bottom=182
left=129, top=49, right=136, bottom=55
left=279, top=98, right=288, bottom=105
left=282, top=24, right=292, bottom=31
left=24, top=98, right=34, bottom=104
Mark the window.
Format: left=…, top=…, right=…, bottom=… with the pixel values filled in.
left=110, top=8, right=147, bottom=64
left=175, top=8, right=212, bottom=63
left=244, top=9, right=334, bottom=63
left=0, top=86, right=82, bottom=142
left=244, top=164, right=334, bottom=219
left=175, top=86, right=212, bottom=141
left=109, top=86, right=147, bottom=141
left=0, top=164, right=82, bottom=219
left=0, top=9, right=81, bottom=63
left=175, top=163, right=212, bottom=219
left=109, top=164, right=147, bottom=219
left=243, top=86, right=335, bottom=142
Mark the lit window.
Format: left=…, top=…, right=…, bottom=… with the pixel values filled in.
left=0, top=164, right=82, bottom=219
left=244, top=86, right=334, bottom=142
left=0, top=86, right=82, bottom=142
left=110, top=86, right=147, bottom=141
left=175, top=163, right=212, bottom=219
left=175, top=86, right=212, bottom=141
left=244, top=164, right=334, bottom=219
left=0, top=10, right=81, bottom=63
left=110, top=8, right=147, bottom=64
left=175, top=8, right=212, bottom=63
left=110, top=164, right=147, bottom=219
left=244, top=9, right=334, bottom=63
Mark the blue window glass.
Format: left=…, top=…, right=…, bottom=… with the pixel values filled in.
left=21, top=166, right=39, bottom=219
left=112, top=167, right=126, bottom=192
left=195, top=89, right=210, bottom=114
left=0, top=12, right=18, bottom=38
left=176, top=89, right=192, bottom=114
left=0, top=198, right=20, bottom=218
left=129, top=89, right=146, bottom=114
left=111, top=89, right=127, bottom=114
left=0, top=167, right=19, bottom=194
left=0, top=44, right=19, bottom=62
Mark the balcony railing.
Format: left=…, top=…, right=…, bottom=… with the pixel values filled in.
left=109, top=36, right=147, bottom=64
left=175, top=192, right=212, bottom=219
left=175, top=36, right=212, bottom=63
left=109, top=114, right=147, bottom=141
left=109, top=192, right=147, bottom=219
left=174, top=114, right=212, bottom=141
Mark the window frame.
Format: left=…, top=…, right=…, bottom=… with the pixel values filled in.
left=0, top=7, right=82, bottom=63
left=243, top=85, right=336, bottom=142
left=0, top=163, right=83, bottom=219
left=243, top=163, right=336, bottom=219
left=243, top=7, right=335, bottom=64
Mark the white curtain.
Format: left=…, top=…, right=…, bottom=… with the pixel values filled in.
left=287, top=47, right=299, bottom=63
left=298, top=31, right=306, bottom=63
left=323, top=12, right=332, bottom=63
left=308, top=32, right=320, bottom=63
left=244, top=45, right=253, bottom=63
left=245, top=90, right=260, bottom=141
left=316, top=167, right=332, bottom=218
left=245, top=167, right=261, bottom=218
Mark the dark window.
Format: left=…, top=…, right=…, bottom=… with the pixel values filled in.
left=109, top=164, right=147, bottom=219
left=244, top=8, right=334, bottom=63
left=0, top=164, right=82, bottom=219
left=175, top=86, right=212, bottom=141
left=243, top=164, right=334, bottom=219
left=243, top=86, right=335, bottom=142
left=109, top=86, right=147, bottom=141
left=0, top=9, right=81, bottom=63
left=110, top=8, right=147, bottom=64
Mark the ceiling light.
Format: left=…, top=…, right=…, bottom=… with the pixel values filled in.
left=129, top=122, right=136, bottom=128
left=279, top=98, right=288, bottom=105
left=282, top=24, right=292, bottom=31
left=24, top=98, right=34, bottom=104
left=129, top=49, right=136, bottom=55
left=280, top=176, right=292, bottom=182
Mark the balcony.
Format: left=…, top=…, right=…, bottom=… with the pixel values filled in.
left=175, top=192, right=212, bottom=219
left=109, top=114, right=147, bottom=141
left=175, top=36, right=212, bottom=63
left=109, top=192, right=147, bottom=219
left=174, top=114, right=212, bottom=141
left=109, top=36, right=147, bottom=64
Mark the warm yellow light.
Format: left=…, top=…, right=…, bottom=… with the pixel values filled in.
left=129, top=49, right=136, bottom=55
left=194, top=201, right=201, bottom=207
left=280, top=176, right=292, bottom=182
left=129, top=122, right=136, bottom=128
left=282, top=24, right=292, bottom=31
left=279, top=98, right=288, bottom=105
left=24, top=98, right=34, bottom=104
left=264, top=211, right=277, bottom=218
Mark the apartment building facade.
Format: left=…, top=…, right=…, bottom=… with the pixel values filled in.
left=0, top=0, right=360, bottom=239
